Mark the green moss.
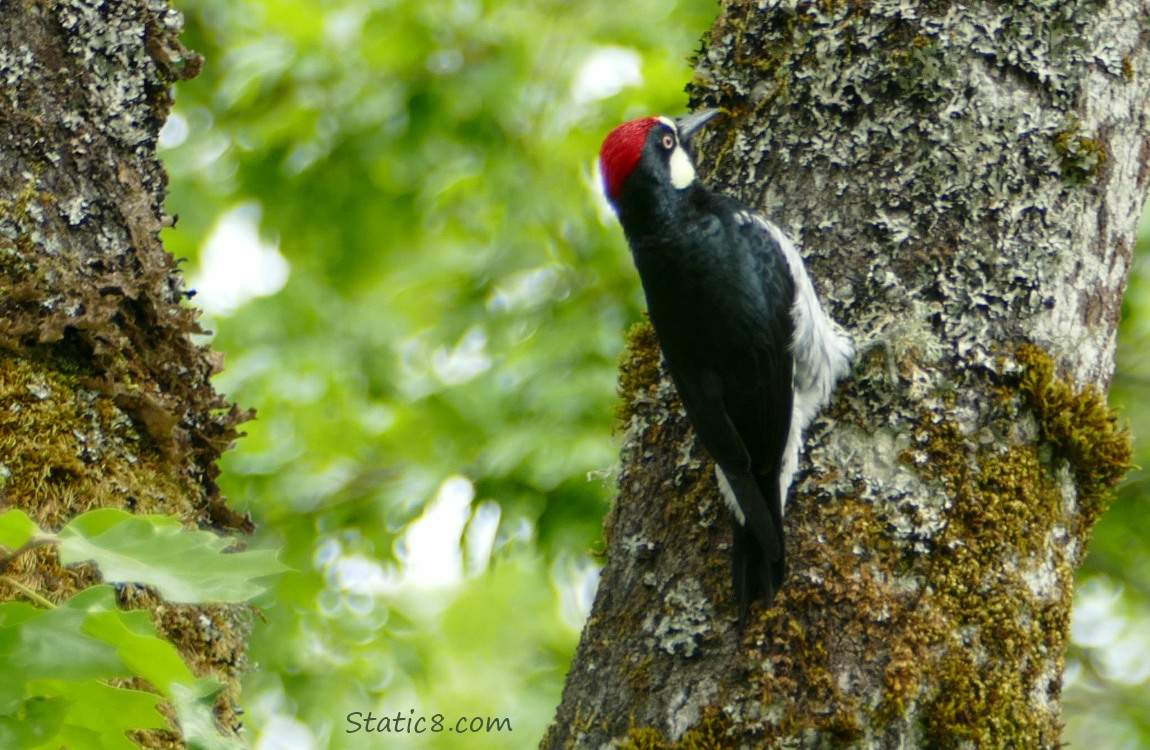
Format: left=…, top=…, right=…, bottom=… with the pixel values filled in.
left=621, top=713, right=734, bottom=750
left=925, top=463, right=1061, bottom=743
left=925, top=651, right=1022, bottom=746
left=722, top=493, right=901, bottom=744
left=622, top=727, right=669, bottom=750
left=1053, top=121, right=1108, bottom=180
left=0, top=169, right=44, bottom=218
left=908, top=425, right=1064, bottom=746
left=877, top=638, right=928, bottom=724
left=0, top=171, right=47, bottom=282
left=614, top=320, right=668, bottom=430
left=0, top=353, right=198, bottom=532
left=1016, top=343, right=1133, bottom=523
left=870, top=344, right=1131, bottom=745
left=699, top=111, right=749, bottom=183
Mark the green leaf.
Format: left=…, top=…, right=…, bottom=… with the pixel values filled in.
left=0, top=599, right=42, bottom=630
left=0, top=587, right=202, bottom=749
left=82, top=608, right=196, bottom=697
left=24, top=680, right=166, bottom=750
left=0, top=602, right=49, bottom=711
left=59, top=509, right=288, bottom=603
left=0, top=589, right=129, bottom=743
left=172, top=678, right=245, bottom=750
left=0, top=695, right=68, bottom=750
left=2, top=589, right=126, bottom=683
left=0, top=509, right=42, bottom=551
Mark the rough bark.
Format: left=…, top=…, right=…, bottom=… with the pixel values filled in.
left=0, top=0, right=250, bottom=745
left=544, top=1, right=1148, bottom=748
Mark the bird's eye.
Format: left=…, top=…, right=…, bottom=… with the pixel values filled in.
left=662, top=134, right=675, bottom=150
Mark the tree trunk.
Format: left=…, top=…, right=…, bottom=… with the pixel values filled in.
left=544, top=1, right=1148, bottom=747
left=0, top=1, right=249, bottom=746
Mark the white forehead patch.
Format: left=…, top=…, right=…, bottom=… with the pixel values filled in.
left=669, top=146, right=696, bottom=189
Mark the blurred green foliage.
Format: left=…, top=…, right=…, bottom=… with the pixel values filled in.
left=163, top=0, right=715, bottom=746
left=161, top=0, right=1150, bottom=747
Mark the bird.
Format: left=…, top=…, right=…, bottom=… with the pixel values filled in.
left=599, top=109, right=854, bottom=622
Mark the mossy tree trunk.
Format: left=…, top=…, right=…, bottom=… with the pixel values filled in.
left=544, top=1, right=1148, bottom=748
left=0, top=1, right=250, bottom=745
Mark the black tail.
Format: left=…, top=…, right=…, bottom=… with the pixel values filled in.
left=732, top=520, right=785, bottom=625
left=723, top=471, right=786, bottom=626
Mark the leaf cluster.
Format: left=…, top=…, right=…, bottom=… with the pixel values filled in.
left=0, top=508, right=286, bottom=749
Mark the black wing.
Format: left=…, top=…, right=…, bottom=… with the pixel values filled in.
left=639, top=192, right=797, bottom=619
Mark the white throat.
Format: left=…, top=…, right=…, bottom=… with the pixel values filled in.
left=668, top=145, right=696, bottom=189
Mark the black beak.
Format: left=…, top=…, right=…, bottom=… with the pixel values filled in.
left=675, top=108, right=720, bottom=144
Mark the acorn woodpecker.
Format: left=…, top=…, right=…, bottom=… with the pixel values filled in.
left=600, top=110, right=854, bottom=622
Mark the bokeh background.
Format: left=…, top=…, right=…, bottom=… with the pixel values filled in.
left=159, top=0, right=1150, bottom=747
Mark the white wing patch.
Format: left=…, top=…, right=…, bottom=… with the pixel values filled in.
left=734, top=209, right=855, bottom=513
left=715, top=466, right=746, bottom=525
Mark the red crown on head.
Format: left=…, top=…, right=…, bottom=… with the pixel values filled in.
left=599, top=117, right=660, bottom=203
